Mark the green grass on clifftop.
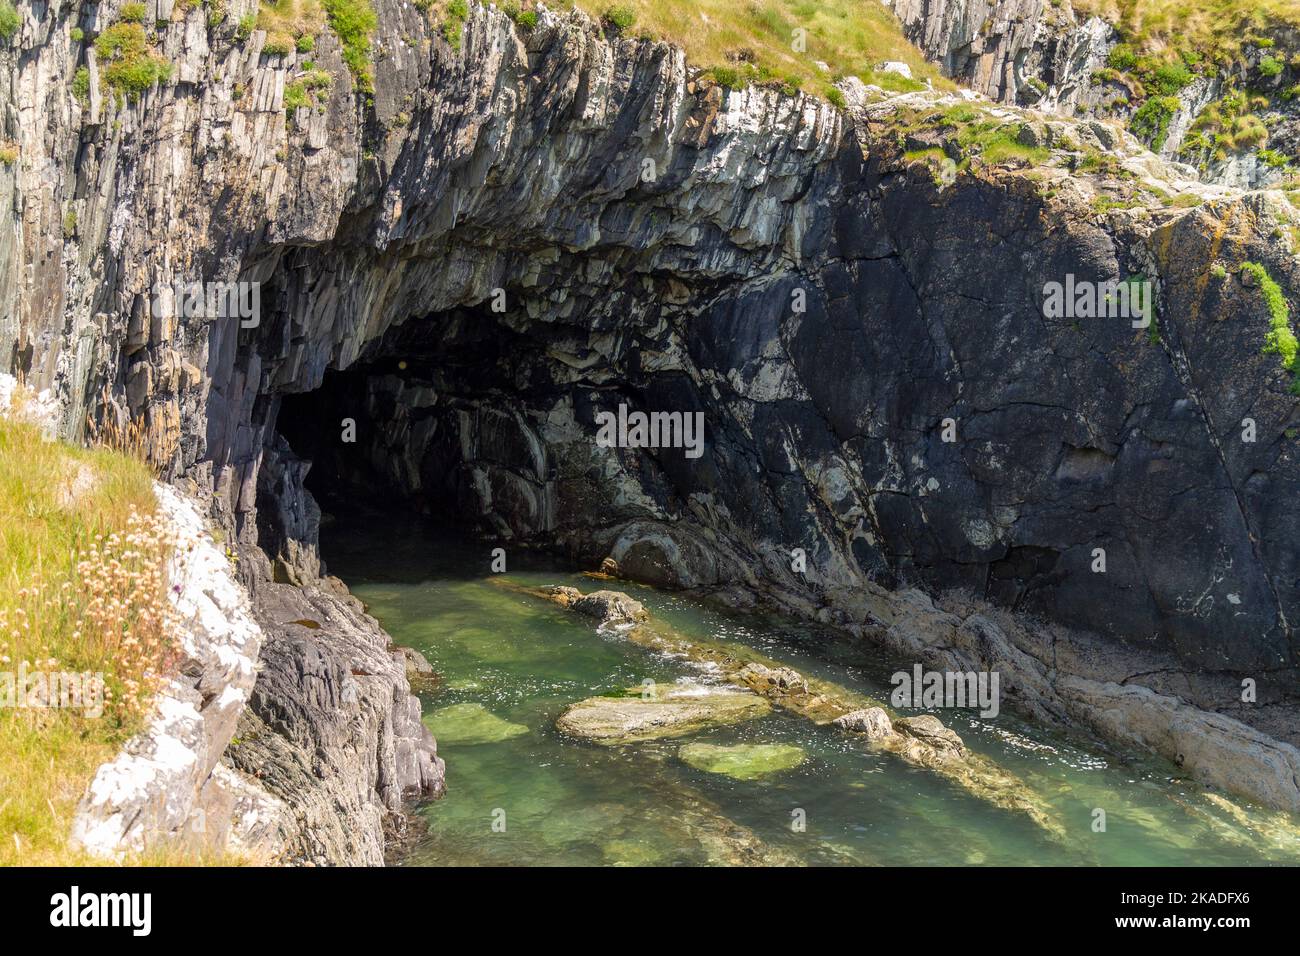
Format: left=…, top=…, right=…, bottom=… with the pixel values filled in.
left=1076, top=0, right=1300, bottom=60
left=251, top=0, right=376, bottom=92
left=572, top=0, right=950, bottom=99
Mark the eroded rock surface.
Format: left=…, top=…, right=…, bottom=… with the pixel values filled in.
left=223, top=578, right=445, bottom=865
left=833, top=707, right=895, bottom=740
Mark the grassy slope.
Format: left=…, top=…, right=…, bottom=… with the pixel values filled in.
left=1075, top=0, right=1300, bottom=57
left=0, top=415, right=162, bottom=866
left=569, top=0, right=950, bottom=96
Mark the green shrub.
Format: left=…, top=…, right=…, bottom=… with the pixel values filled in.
left=71, top=26, right=84, bottom=42
left=1187, top=91, right=1269, bottom=163
left=503, top=1, right=537, bottom=30
left=1243, top=261, right=1300, bottom=392
left=602, top=4, right=635, bottom=32
left=782, top=72, right=804, bottom=94
left=94, top=23, right=172, bottom=98
left=236, top=12, right=256, bottom=39
left=1259, top=55, right=1283, bottom=77
left=296, top=34, right=315, bottom=52
left=0, top=144, right=16, bottom=165
left=825, top=86, right=845, bottom=109
left=1108, top=43, right=1138, bottom=72
left=442, top=0, right=469, bottom=49
left=705, top=65, right=738, bottom=87
left=283, top=81, right=309, bottom=110
left=94, top=22, right=147, bottom=60
left=0, top=0, right=19, bottom=42
left=321, top=0, right=378, bottom=90
left=1130, top=95, right=1180, bottom=150
left=301, top=68, right=332, bottom=90
left=284, top=68, right=331, bottom=112
left=119, top=2, right=148, bottom=24
left=72, top=66, right=90, bottom=103
left=1147, top=59, right=1193, bottom=94
left=1259, top=148, right=1290, bottom=169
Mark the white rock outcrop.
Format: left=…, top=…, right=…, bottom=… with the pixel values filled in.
left=70, top=483, right=281, bottom=860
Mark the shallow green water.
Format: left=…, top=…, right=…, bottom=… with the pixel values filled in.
left=324, top=515, right=1300, bottom=867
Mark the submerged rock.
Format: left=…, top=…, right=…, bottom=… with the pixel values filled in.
left=424, top=703, right=529, bottom=745
left=677, top=743, right=807, bottom=780
left=603, top=839, right=666, bottom=867
left=556, top=685, right=770, bottom=744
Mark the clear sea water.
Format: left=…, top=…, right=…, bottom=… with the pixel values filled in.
left=322, top=513, right=1300, bottom=867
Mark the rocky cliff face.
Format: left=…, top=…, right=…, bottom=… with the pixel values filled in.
left=890, top=0, right=1112, bottom=110
left=70, top=483, right=443, bottom=863
left=3, top=1, right=1299, bottom=824
left=891, top=0, right=1300, bottom=190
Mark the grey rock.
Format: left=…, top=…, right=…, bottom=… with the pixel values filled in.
left=833, top=707, right=896, bottom=740
left=224, top=581, right=445, bottom=865
left=549, top=586, right=649, bottom=626
left=895, top=715, right=967, bottom=757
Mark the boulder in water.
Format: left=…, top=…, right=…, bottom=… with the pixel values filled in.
left=735, top=661, right=809, bottom=694
left=548, top=586, right=648, bottom=626
left=833, top=707, right=895, bottom=740
left=556, top=685, right=770, bottom=744
left=895, top=715, right=966, bottom=758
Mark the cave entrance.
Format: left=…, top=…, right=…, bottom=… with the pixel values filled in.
left=260, top=303, right=565, bottom=580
